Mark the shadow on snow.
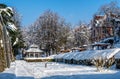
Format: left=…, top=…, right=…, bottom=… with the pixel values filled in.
left=41, top=71, right=120, bottom=79
left=0, top=73, right=34, bottom=79
left=1, top=70, right=120, bottom=79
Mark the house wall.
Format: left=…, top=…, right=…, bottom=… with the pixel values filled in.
left=91, top=14, right=114, bottom=43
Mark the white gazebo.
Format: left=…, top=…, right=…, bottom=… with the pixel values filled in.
left=25, top=44, right=43, bottom=58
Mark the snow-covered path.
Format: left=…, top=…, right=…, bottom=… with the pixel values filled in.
left=0, top=60, right=120, bottom=79
left=15, top=61, right=34, bottom=79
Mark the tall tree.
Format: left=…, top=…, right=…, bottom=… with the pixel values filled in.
left=12, top=8, right=24, bottom=56
left=38, top=10, right=71, bottom=55
left=73, top=23, right=90, bottom=47
left=98, top=1, right=120, bottom=15
left=25, top=10, right=71, bottom=56
left=0, top=4, right=17, bottom=71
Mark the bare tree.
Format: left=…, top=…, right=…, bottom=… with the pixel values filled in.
left=98, top=1, right=120, bottom=15
left=12, top=8, right=24, bottom=56
left=73, top=22, right=90, bottom=47
left=25, top=10, right=71, bottom=56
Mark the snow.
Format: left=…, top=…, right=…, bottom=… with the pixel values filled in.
left=114, top=44, right=120, bottom=48
left=1, top=48, right=120, bottom=79
left=13, top=38, right=18, bottom=46
left=7, top=22, right=17, bottom=31
left=26, top=44, right=43, bottom=53
left=55, top=48, right=120, bottom=60
left=114, top=44, right=120, bottom=58
left=16, top=54, right=22, bottom=60
left=54, top=53, right=68, bottom=59
left=46, top=55, right=56, bottom=59
left=115, top=52, right=120, bottom=59
left=115, top=18, right=120, bottom=22
left=26, top=48, right=43, bottom=53
left=0, top=60, right=120, bottom=79
left=0, top=62, right=16, bottom=79
left=101, top=37, right=114, bottom=43
left=24, top=55, right=56, bottom=60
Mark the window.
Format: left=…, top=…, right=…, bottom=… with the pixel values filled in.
left=35, top=54, right=39, bottom=57
left=30, top=53, right=33, bottom=57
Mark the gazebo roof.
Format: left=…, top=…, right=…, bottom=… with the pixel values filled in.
left=29, top=44, right=39, bottom=48
left=26, top=44, right=43, bottom=53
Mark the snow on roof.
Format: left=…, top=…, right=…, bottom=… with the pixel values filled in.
left=29, top=44, right=39, bottom=48
left=54, top=53, right=68, bottom=59
left=26, top=44, right=43, bottom=53
left=64, top=52, right=80, bottom=60
left=25, top=55, right=56, bottom=60
left=26, top=48, right=43, bottom=53
left=101, top=37, right=114, bottom=43
left=62, top=52, right=75, bottom=60
left=55, top=48, right=120, bottom=60
left=114, top=44, right=120, bottom=48
left=115, top=52, right=120, bottom=59
left=92, top=42, right=110, bottom=46
left=74, top=50, right=93, bottom=60
left=115, top=18, right=120, bottom=22
left=92, top=48, right=120, bottom=60
left=115, top=44, right=120, bottom=58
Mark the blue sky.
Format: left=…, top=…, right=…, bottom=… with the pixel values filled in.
left=0, top=0, right=120, bottom=27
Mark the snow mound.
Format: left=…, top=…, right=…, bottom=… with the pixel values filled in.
left=55, top=48, right=120, bottom=60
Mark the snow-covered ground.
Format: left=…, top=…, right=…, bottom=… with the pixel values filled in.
left=0, top=60, right=120, bottom=79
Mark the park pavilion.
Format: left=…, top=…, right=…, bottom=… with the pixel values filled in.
left=25, top=44, right=43, bottom=58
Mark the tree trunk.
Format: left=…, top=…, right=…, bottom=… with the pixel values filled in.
left=0, top=23, right=7, bottom=72
left=3, top=26, right=11, bottom=68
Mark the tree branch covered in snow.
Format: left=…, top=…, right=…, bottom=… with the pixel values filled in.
left=23, top=10, right=71, bottom=56
left=73, top=22, right=91, bottom=47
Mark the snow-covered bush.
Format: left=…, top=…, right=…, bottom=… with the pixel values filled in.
left=92, top=57, right=105, bottom=71
left=104, top=56, right=115, bottom=68
left=92, top=56, right=115, bottom=71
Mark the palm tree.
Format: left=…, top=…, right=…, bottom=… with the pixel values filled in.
left=0, top=4, right=17, bottom=71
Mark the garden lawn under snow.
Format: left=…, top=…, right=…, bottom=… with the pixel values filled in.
left=0, top=60, right=120, bottom=79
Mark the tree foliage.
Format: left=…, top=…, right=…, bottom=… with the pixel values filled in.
left=97, top=1, right=120, bottom=15
left=23, top=10, right=71, bottom=56
left=73, top=22, right=90, bottom=47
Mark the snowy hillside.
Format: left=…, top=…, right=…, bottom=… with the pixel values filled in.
left=55, top=48, right=120, bottom=61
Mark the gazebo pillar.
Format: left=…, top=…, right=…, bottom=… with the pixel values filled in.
left=29, top=53, right=30, bottom=57
left=34, top=52, right=35, bottom=57
left=39, top=53, right=40, bottom=57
